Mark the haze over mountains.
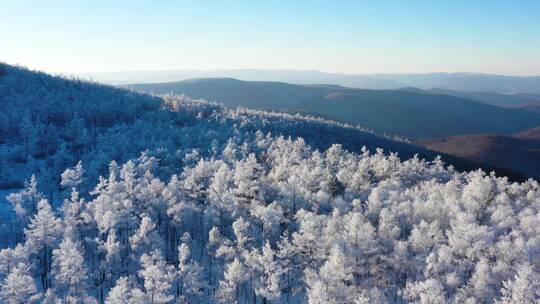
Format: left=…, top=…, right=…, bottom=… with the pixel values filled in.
left=428, top=88, right=540, bottom=108
left=84, top=69, right=540, bottom=94
left=129, top=78, right=540, bottom=139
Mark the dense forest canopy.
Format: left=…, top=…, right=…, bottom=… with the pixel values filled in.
left=0, top=64, right=539, bottom=303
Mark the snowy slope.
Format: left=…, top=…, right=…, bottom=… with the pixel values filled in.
left=0, top=64, right=539, bottom=303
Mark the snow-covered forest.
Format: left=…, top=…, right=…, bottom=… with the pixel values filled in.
left=1, top=64, right=540, bottom=303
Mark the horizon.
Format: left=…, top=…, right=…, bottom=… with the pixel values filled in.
left=81, top=68, right=540, bottom=78
left=2, top=1, right=540, bottom=76
left=6, top=63, right=537, bottom=79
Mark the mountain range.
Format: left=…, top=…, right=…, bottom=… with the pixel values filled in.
left=128, top=78, right=540, bottom=139
left=84, top=69, right=540, bottom=94
left=428, top=88, right=540, bottom=108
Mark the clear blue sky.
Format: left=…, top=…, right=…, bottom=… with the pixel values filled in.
left=1, top=0, right=539, bottom=75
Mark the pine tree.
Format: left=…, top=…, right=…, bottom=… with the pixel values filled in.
left=498, top=263, right=540, bottom=304
left=6, top=174, right=43, bottom=220
left=20, top=111, right=38, bottom=158
left=207, top=226, right=222, bottom=295
left=403, top=279, right=446, bottom=304
left=66, top=113, right=86, bottom=158
left=251, top=241, right=283, bottom=302
left=176, top=243, right=207, bottom=301
left=60, top=160, right=84, bottom=190
left=0, top=244, right=28, bottom=278
left=233, top=153, right=262, bottom=215
left=0, top=262, right=41, bottom=303
left=139, top=250, right=175, bottom=304
left=343, top=212, right=377, bottom=284
left=51, top=236, right=90, bottom=300
left=107, top=276, right=149, bottom=304
left=60, top=189, right=87, bottom=238
left=24, top=199, right=62, bottom=291
left=130, top=216, right=164, bottom=262
left=216, top=258, right=247, bottom=304
left=232, top=217, right=251, bottom=252
left=102, top=229, right=121, bottom=268
left=306, top=245, right=356, bottom=304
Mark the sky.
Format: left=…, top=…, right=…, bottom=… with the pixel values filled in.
left=1, top=0, right=540, bottom=76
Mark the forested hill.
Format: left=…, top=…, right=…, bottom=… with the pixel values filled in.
left=1, top=64, right=539, bottom=303
left=416, top=125, right=540, bottom=180
left=128, top=77, right=540, bottom=138
left=0, top=63, right=522, bottom=192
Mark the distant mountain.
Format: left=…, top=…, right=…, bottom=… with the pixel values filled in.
left=429, top=88, right=540, bottom=107
left=128, top=78, right=540, bottom=139
left=373, top=72, right=540, bottom=94
left=83, top=69, right=540, bottom=94
left=515, top=126, right=540, bottom=139
left=83, top=69, right=404, bottom=89
left=513, top=93, right=540, bottom=100
left=521, top=104, right=540, bottom=113
left=416, top=126, right=540, bottom=179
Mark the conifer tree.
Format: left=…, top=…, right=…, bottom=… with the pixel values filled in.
left=24, top=199, right=62, bottom=290
left=0, top=262, right=41, bottom=304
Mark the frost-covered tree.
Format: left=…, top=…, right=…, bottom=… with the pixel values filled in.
left=130, top=216, right=164, bottom=261
left=343, top=212, right=377, bottom=284
left=60, top=189, right=87, bottom=238
left=232, top=153, right=263, bottom=215
left=139, top=250, right=175, bottom=304
left=248, top=241, right=283, bottom=302
left=0, top=262, right=41, bottom=303
left=107, top=277, right=149, bottom=304
left=51, top=236, right=89, bottom=300
left=7, top=174, right=43, bottom=220
left=403, top=279, right=447, bottom=304
left=176, top=243, right=207, bottom=301
left=498, top=263, right=540, bottom=304
left=24, top=199, right=62, bottom=290
left=306, top=245, right=357, bottom=304
left=216, top=258, right=247, bottom=304
left=0, top=244, right=28, bottom=278
left=232, top=217, right=251, bottom=252
left=60, top=161, right=84, bottom=190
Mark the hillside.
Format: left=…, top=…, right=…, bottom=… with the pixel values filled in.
left=128, top=78, right=540, bottom=138
left=521, top=104, right=540, bottom=113
left=1, top=64, right=540, bottom=303
left=375, top=72, right=540, bottom=94
left=1, top=63, right=524, bottom=189
left=416, top=126, right=540, bottom=179
left=515, top=125, right=540, bottom=139
left=429, top=88, right=540, bottom=108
